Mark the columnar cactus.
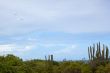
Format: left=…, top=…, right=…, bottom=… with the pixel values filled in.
left=106, top=46, right=109, bottom=61
left=93, top=44, right=95, bottom=60
left=45, top=54, right=54, bottom=73
left=88, top=47, right=90, bottom=60
left=88, top=42, right=109, bottom=63
left=102, top=45, right=105, bottom=60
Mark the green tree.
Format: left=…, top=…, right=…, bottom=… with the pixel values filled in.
left=81, top=64, right=92, bottom=73
left=95, top=65, right=106, bottom=73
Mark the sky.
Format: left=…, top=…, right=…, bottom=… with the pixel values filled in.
left=0, top=0, right=110, bottom=60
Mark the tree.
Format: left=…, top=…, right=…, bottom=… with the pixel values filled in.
left=81, top=64, right=92, bottom=73
left=95, top=65, right=105, bottom=73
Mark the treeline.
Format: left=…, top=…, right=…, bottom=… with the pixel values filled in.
left=0, top=42, right=110, bottom=73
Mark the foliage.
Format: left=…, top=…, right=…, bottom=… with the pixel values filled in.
left=0, top=42, right=110, bottom=73
left=1, top=55, right=109, bottom=73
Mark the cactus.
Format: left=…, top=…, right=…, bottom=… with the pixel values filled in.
left=45, top=54, right=54, bottom=62
left=93, top=44, right=95, bottom=60
left=90, top=46, right=93, bottom=60
left=50, top=55, right=53, bottom=62
left=45, top=54, right=54, bottom=73
left=106, top=46, right=109, bottom=61
left=88, top=47, right=90, bottom=60
left=98, top=42, right=101, bottom=58
left=88, top=42, right=109, bottom=64
left=96, top=43, right=99, bottom=59
left=102, top=45, right=105, bottom=60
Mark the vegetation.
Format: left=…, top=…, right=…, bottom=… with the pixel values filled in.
left=0, top=42, right=110, bottom=73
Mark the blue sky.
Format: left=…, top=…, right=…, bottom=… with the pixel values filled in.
left=0, top=0, right=110, bottom=60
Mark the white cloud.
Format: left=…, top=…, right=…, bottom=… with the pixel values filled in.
left=0, top=44, right=34, bottom=53
left=0, top=44, right=15, bottom=52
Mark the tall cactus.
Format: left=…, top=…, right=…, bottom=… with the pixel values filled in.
left=102, top=45, right=105, bottom=60
left=45, top=54, right=54, bottom=62
left=45, top=54, right=54, bottom=73
left=93, top=44, right=95, bottom=60
left=96, top=43, right=99, bottom=59
left=106, top=46, right=109, bottom=61
left=88, top=42, right=109, bottom=64
left=88, top=47, right=90, bottom=60
left=50, top=55, right=53, bottom=62
left=90, top=46, right=93, bottom=60
left=98, top=42, right=101, bottom=58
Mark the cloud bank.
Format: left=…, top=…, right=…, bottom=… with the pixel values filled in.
left=0, top=0, right=110, bottom=36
